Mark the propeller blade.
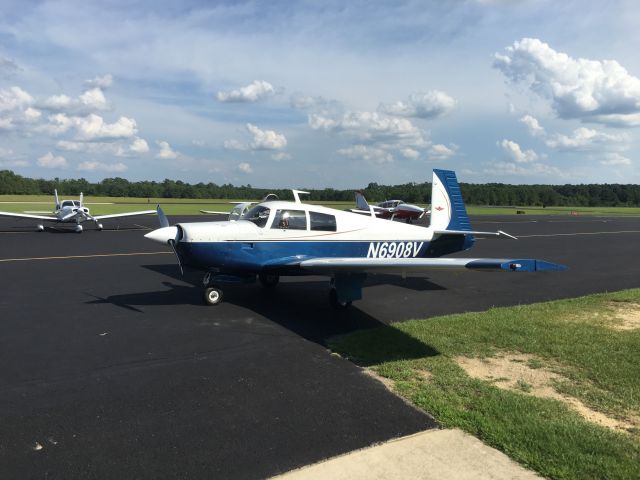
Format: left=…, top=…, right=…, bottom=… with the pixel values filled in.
left=79, top=192, right=84, bottom=208
left=168, top=239, right=184, bottom=275
left=157, top=204, right=170, bottom=228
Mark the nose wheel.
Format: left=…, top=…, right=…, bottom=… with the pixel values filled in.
left=204, top=286, right=224, bottom=306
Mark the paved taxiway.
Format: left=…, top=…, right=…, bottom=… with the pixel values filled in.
left=0, top=214, right=639, bottom=479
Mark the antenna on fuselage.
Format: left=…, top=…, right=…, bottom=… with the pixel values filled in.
left=292, top=189, right=310, bottom=204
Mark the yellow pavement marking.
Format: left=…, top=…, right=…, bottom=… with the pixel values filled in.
left=0, top=251, right=172, bottom=263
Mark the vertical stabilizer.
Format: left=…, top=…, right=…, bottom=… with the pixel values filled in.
left=54, top=189, right=60, bottom=210
left=429, top=169, right=471, bottom=231
left=355, top=192, right=370, bottom=210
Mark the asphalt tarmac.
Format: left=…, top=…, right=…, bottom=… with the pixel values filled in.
left=0, top=213, right=639, bottom=479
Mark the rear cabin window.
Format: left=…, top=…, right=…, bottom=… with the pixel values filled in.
left=272, top=209, right=307, bottom=230
left=310, top=211, right=337, bottom=232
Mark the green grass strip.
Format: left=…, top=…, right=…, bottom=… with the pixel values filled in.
left=330, top=289, right=640, bottom=480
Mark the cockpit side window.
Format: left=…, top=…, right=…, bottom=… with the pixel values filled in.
left=272, top=210, right=307, bottom=230
left=309, top=211, right=337, bottom=232
left=73, top=201, right=81, bottom=207
left=244, top=205, right=271, bottom=228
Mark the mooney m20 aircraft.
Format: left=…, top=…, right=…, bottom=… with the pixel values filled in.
left=0, top=190, right=156, bottom=232
left=146, top=169, right=566, bottom=308
left=351, top=192, right=429, bottom=223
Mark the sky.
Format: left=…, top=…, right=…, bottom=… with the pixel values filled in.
left=1, top=0, right=639, bottom=188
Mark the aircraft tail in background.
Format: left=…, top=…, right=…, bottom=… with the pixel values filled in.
left=355, top=192, right=370, bottom=211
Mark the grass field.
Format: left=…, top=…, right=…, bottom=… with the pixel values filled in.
left=1, top=195, right=639, bottom=216
left=330, top=289, right=640, bottom=480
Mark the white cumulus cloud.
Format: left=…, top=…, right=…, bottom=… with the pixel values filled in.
left=337, top=145, right=393, bottom=165
left=84, top=74, right=113, bottom=90
left=519, top=115, right=545, bottom=137
left=271, top=152, right=291, bottom=161
left=428, top=143, right=457, bottom=161
left=544, top=127, right=627, bottom=151
left=247, top=123, right=287, bottom=150
left=78, top=161, right=127, bottom=172
left=238, top=162, right=253, bottom=174
left=498, top=139, right=540, bottom=163
left=494, top=38, right=640, bottom=127
left=156, top=140, right=178, bottom=159
left=129, top=137, right=149, bottom=154
left=216, top=80, right=275, bottom=103
left=600, top=152, right=631, bottom=166
left=309, top=111, right=428, bottom=147
left=73, top=114, right=137, bottom=140
left=378, top=91, right=456, bottom=119
left=37, top=151, right=67, bottom=168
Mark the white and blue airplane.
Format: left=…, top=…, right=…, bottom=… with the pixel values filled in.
left=0, top=190, right=156, bottom=232
left=145, top=169, right=566, bottom=308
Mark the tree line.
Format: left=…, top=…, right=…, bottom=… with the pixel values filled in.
left=1, top=169, right=640, bottom=207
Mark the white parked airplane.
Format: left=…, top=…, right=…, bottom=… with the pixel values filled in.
left=0, top=190, right=156, bottom=232
left=145, top=169, right=566, bottom=308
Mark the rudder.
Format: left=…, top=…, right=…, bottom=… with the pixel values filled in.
left=429, top=169, right=471, bottom=231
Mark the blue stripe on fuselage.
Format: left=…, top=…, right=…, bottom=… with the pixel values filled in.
left=176, top=238, right=472, bottom=273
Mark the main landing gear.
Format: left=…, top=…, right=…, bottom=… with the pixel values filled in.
left=204, top=286, right=224, bottom=306
left=200, top=271, right=363, bottom=309
left=202, top=272, right=281, bottom=306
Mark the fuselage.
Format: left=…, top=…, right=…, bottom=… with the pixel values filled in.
left=55, top=200, right=91, bottom=223
left=147, top=200, right=473, bottom=275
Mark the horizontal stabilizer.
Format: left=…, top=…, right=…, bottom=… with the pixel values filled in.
left=434, top=229, right=517, bottom=239
left=300, top=257, right=566, bottom=273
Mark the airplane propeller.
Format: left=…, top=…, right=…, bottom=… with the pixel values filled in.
left=150, top=205, right=183, bottom=275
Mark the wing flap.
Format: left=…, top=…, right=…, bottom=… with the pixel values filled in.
left=299, top=257, right=566, bottom=273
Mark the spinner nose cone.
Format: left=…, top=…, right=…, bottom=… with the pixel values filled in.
left=145, top=226, right=179, bottom=244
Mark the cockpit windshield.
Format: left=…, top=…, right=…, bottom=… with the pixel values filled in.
left=61, top=200, right=74, bottom=208
left=73, top=201, right=81, bottom=207
left=243, top=205, right=271, bottom=228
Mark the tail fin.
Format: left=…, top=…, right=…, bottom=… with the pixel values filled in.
left=429, top=169, right=471, bottom=231
left=54, top=189, right=60, bottom=210
left=355, top=192, right=370, bottom=210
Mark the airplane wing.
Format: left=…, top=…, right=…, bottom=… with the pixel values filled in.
left=200, top=210, right=231, bottom=215
left=299, top=257, right=566, bottom=273
left=92, top=210, right=156, bottom=220
left=0, top=211, right=59, bottom=221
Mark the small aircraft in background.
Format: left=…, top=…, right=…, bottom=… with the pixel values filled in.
left=350, top=192, right=429, bottom=223
left=145, top=169, right=565, bottom=308
left=0, top=190, right=156, bottom=232
left=200, top=194, right=279, bottom=221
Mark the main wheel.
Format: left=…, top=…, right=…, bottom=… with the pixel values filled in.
left=258, top=273, right=280, bottom=288
left=329, top=288, right=352, bottom=310
left=204, top=286, right=224, bottom=306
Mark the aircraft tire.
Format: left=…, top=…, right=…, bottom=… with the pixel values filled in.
left=329, top=288, right=352, bottom=310
left=204, top=287, right=224, bottom=306
left=258, top=273, right=280, bottom=288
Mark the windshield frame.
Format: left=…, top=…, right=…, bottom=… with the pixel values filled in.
left=242, top=205, right=272, bottom=228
